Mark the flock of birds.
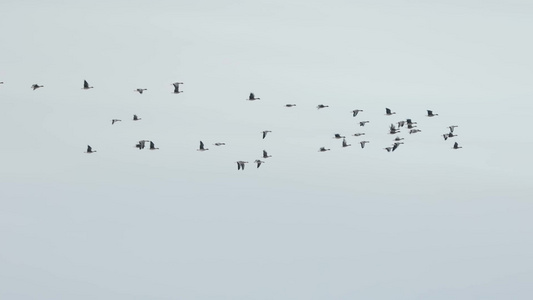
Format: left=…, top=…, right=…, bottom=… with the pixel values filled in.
left=3, top=80, right=463, bottom=170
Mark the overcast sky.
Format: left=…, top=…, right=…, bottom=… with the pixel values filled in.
left=1, top=0, right=533, bottom=299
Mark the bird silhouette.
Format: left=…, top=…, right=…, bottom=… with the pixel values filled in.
left=247, top=93, right=260, bottom=100
left=149, top=141, right=159, bottom=150
left=453, top=142, right=462, bottom=149
left=82, top=80, right=93, bottom=90
left=135, top=88, right=147, bottom=94
left=342, top=138, right=351, bottom=148
left=317, top=104, right=329, bottom=109
left=31, top=84, right=43, bottom=90
left=197, top=141, right=209, bottom=151
left=85, top=145, right=96, bottom=153
left=111, top=119, right=121, bottom=125
left=352, top=109, right=363, bottom=117
left=263, top=150, right=272, bottom=158
left=427, top=110, right=438, bottom=117
left=172, top=82, right=183, bottom=93
left=285, top=104, right=296, bottom=107
left=318, top=147, right=330, bottom=152
left=236, top=161, right=248, bottom=170
left=133, top=114, right=141, bottom=121
left=254, top=160, right=265, bottom=168
left=262, top=130, right=272, bottom=139
left=385, top=108, right=396, bottom=115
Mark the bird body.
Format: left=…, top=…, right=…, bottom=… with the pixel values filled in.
left=410, top=129, right=422, bottom=134
left=172, top=82, right=183, bottom=93
left=111, top=119, right=121, bottom=125
left=285, top=104, right=296, bottom=107
left=427, top=110, right=438, bottom=117
left=317, top=104, right=329, bottom=109
left=262, top=130, right=272, bottom=139
left=135, top=88, right=147, bottom=94
left=360, top=141, right=370, bottom=148
left=359, top=121, right=369, bottom=126
left=83, top=80, right=93, bottom=89
left=453, top=142, right=462, bottom=149
left=198, top=141, right=209, bottom=151
left=319, top=147, right=330, bottom=152
left=31, top=84, right=43, bottom=90
left=133, top=114, right=141, bottom=121
left=352, top=109, right=363, bottom=117
left=248, top=93, right=259, bottom=100
left=149, top=141, right=159, bottom=150
left=254, top=160, right=264, bottom=168
left=263, top=150, right=272, bottom=158
left=236, top=161, right=248, bottom=170
left=85, top=145, right=96, bottom=153
left=352, top=133, right=365, bottom=137
left=334, top=133, right=345, bottom=139
left=342, top=138, right=351, bottom=147
left=385, top=108, right=396, bottom=115
left=214, top=143, right=226, bottom=146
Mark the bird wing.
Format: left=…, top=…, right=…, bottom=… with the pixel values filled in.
left=84, top=80, right=89, bottom=88
left=87, top=145, right=92, bottom=152
left=150, top=141, right=155, bottom=148
left=200, top=141, right=204, bottom=150
left=263, top=132, right=266, bottom=139
left=386, top=108, right=391, bottom=114
left=427, top=110, right=433, bottom=115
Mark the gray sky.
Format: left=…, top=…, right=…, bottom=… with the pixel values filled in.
left=1, top=0, right=533, bottom=299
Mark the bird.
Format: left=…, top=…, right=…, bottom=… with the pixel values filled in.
left=85, top=145, right=96, bottom=153
left=285, top=104, right=296, bottom=107
left=236, top=161, right=248, bottom=170
left=111, top=119, right=121, bottom=125
left=360, top=141, right=370, bottom=148
left=392, top=142, right=403, bottom=152
left=406, top=119, right=417, bottom=125
left=197, top=141, right=208, bottom=151
left=318, top=147, right=330, bottom=152
left=352, top=133, right=365, bottom=137
left=334, top=133, right=345, bottom=139
left=359, top=121, right=370, bottom=126
left=135, top=140, right=148, bottom=150
left=410, top=129, right=422, bottom=134
left=262, top=130, right=272, bottom=139
left=427, top=110, right=438, bottom=117
left=247, top=93, right=260, bottom=100
left=214, top=143, right=226, bottom=146
left=397, top=121, right=405, bottom=128
left=82, top=80, right=93, bottom=90
left=254, top=160, right=264, bottom=168
left=133, top=114, right=141, bottom=121
left=172, top=82, right=183, bottom=93
left=352, top=109, right=363, bottom=117
left=149, top=141, right=159, bottom=150
left=394, top=136, right=404, bottom=141
left=443, top=132, right=457, bottom=140
left=453, top=142, right=462, bottom=149
left=407, top=123, right=418, bottom=129
left=134, top=88, right=147, bottom=94
left=31, top=84, right=43, bottom=90
left=389, top=124, right=400, bottom=134
left=385, top=108, right=396, bottom=115
left=263, top=150, right=272, bottom=158
left=342, top=138, right=351, bottom=147
left=448, top=125, right=459, bottom=133
left=317, top=104, right=329, bottom=109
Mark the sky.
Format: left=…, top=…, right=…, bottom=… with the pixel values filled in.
left=1, top=0, right=533, bottom=299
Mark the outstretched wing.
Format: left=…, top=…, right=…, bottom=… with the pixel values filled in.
left=200, top=141, right=204, bottom=150
left=84, top=80, right=89, bottom=89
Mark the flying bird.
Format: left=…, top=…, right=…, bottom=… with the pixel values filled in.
left=197, top=141, right=209, bottom=151
left=352, top=133, right=365, bottom=137
left=236, top=161, right=248, bottom=170
left=172, top=82, right=183, bottom=93
left=262, top=130, right=272, bottom=139
left=285, top=104, right=296, bottom=107
left=427, top=110, right=438, bottom=117
left=254, top=160, right=264, bottom=168
left=342, top=138, right=351, bottom=148
left=31, top=84, right=43, bottom=90
left=410, top=129, right=422, bottom=134
left=263, top=150, right=272, bottom=158
left=360, top=141, right=370, bottom=148
left=394, top=136, right=404, bottom=141
left=448, top=125, right=459, bottom=133
left=385, top=108, right=396, bottom=115
left=359, top=121, right=370, bottom=126
left=85, top=145, right=96, bottom=153
left=111, top=119, right=121, bottom=125
left=318, top=147, right=330, bottom=152
left=384, top=147, right=393, bottom=152
left=389, top=124, right=400, bottom=134
left=133, top=114, right=141, bottom=121
left=334, top=133, right=345, bottom=139
left=247, top=93, right=260, bottom=100
left=453, top=142, right=462, bottom=149
left=83, top=80, right=93, bottom=89
left=134, top=88, right=147, bottom=94
left=149, top=141, right=159, bottom=150
left=392, top=142, right=403, bottom=152
left=135, top=140, right=149, bottom=150
left=214, top=143, right=226, bottom=146
left=317, top=104, right=329, bottom=109
left=352, top=109, right=363, bottom=117
left=406, top=119, right=417, bottom=125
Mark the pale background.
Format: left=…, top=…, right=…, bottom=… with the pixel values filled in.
left=1, top=0, right=532, bottom=299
